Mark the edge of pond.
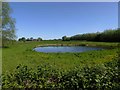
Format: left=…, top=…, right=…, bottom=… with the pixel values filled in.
left=34, top=43, right=117, bottom=49
left=32, top=43, right=118, bottom=53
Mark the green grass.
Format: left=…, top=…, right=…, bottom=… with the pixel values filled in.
left=2, top=41, right=119, bottom=73
left=0, top=48, right=2, bottom=75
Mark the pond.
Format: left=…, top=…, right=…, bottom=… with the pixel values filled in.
left=34, top=46, right=103, bottom=53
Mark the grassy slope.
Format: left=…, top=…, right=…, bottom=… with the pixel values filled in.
left=2, top=41, right=119, bottom=73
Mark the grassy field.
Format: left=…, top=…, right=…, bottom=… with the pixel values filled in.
left=2, top=41, right=119, bottom=73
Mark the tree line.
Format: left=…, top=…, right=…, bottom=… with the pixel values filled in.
left=18, top=37, right=42, bottom=42
left=62, top=29, right=120, bottom=42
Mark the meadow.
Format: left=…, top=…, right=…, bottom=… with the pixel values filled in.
left=2, top=40, right=119, bottom=73
left=2, top=41, right=120, bottom=89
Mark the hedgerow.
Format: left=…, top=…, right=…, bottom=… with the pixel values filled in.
left=2, top=56, right=120, bottom=89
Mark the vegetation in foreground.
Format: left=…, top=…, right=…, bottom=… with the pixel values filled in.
left=2, top=52, right=120, bottom=89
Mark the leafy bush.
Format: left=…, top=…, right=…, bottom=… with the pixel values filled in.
left=2, top=56, right=120, bottom=89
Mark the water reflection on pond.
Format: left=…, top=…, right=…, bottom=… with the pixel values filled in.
left=34, top=46, right=103, bottom=53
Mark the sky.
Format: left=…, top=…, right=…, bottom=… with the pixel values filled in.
left=118, top=1, right=120, bottom=28
left=9, top=2, right=118, bottom=40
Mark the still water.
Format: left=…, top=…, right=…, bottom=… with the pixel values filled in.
left=34, top=46, right=103, bottom=53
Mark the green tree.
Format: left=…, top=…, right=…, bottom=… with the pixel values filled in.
left=62, top=36, right=66, bottom=41
left=2, top=2, right=16, bottom=47
left=18, top=37, right=26, bottom=42
left=62, top=36, right=70, bottom=41
left=30, top=37, right=33, bottom=41
left=37, top=37, right=42, bottom=41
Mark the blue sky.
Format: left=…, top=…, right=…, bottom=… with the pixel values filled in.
left=9, top=2, right=118, bottom=40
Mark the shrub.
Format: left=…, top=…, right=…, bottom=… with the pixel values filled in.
left=2, top=57, right=120, bottom=89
